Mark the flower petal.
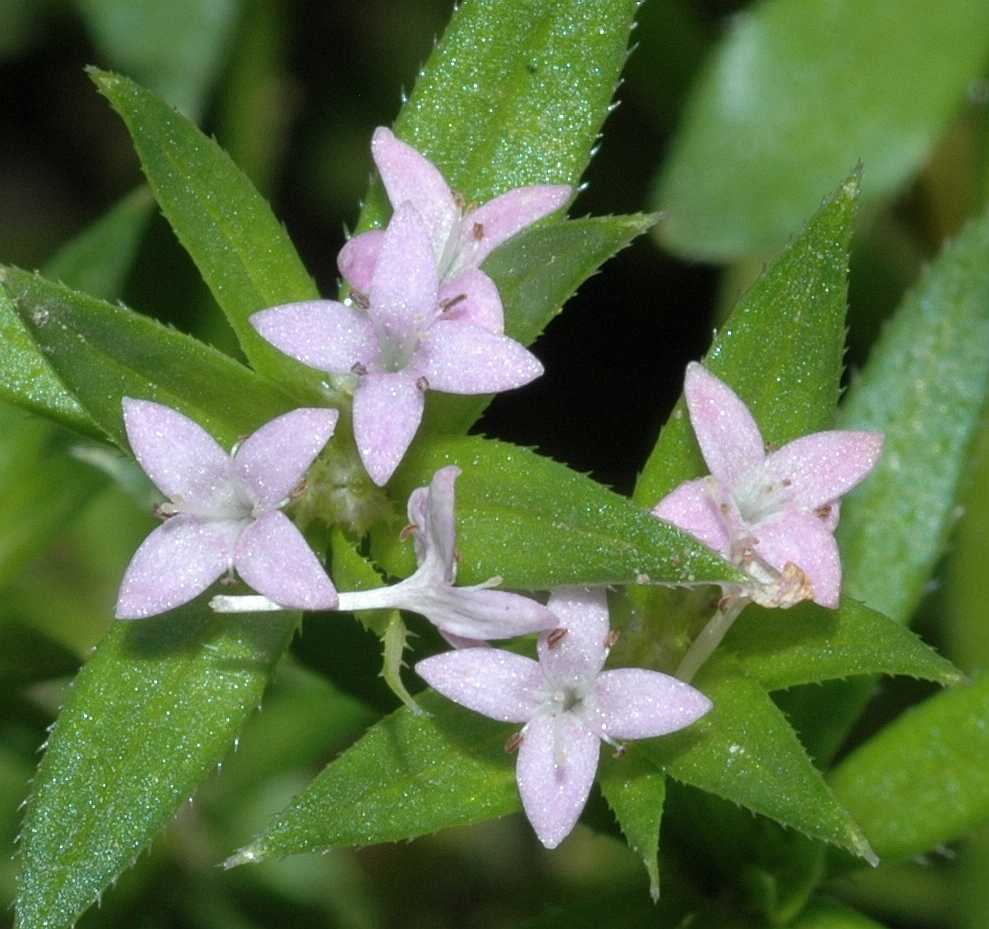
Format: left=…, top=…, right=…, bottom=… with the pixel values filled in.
left=234, top=408, right=338, bottom=509
left=683, top=362, right=765, bottom=486
left=592, top=668, right=712, bottom=740
left=415, top=648, right=543, bottom=722
left=369, top=202, right=440, bottom=354
left=234, top=510, right=337, bottom=610
left=538, top=587, right=611, bottom=687
left=122, top=398, right=232, bottom=510
left=457, top=184, right=570, bottom=270
left=517, top=713, right=600, bottom=849
left=438, top=270, right=504, bottom=333
left=415, top=320, right=543, bottom=394
left=337, top=229, right=384, bottom=294
left=751, top=511, right=842, bottom=608
left=250, top=301, right=377, bottom=375
left=371, top=127, right=459, bottom=260
left=353, top=371, right=425, bottom=485
left=115, top=515, right=240, bottom=619
left=652, top=477, right=733, bottom=557
left=759, top=431, right=884, bottom=510
left=408, top=584, right=558, bottom=641
left=420, top=465, right=460, bottom=581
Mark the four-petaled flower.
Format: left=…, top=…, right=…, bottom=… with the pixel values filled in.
left=116, top=399, right=339, bottom=619
left=252, top=203, right=544, bottom=486
left=653, top=363, right=883, bottom=608
left=338, top=126, right=571, bottom=332
left=333, top=465, right=559, bottom=640
left=416, top=587, right=712, bottom=848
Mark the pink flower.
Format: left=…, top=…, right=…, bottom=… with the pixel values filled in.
left=116, top=400, right=339, bottom=619
left=653, top=363, right=883, bottom=608
left=335, top=465, right=558, bottom=641
left=338, top=126, right=570, bottom=334
left=416, top=587, right=712, bottom=848
left=251, top=203, right=543, bottom=486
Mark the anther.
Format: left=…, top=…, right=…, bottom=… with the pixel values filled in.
left=351, top=291, right=370, bottom=310
left=815, top=504, right=832, bottom=521
left=504, top=731, right=524, bottom=753
left=399, top=523, right=417, bottom=541
left=472, top=221, right=485, bottom=241
left=351, top=362, right=368, bottom=376
left=416, top=376, right=429, bottom=392
left=546, top=628, right=568, bottom=648
left=605, top=629, right=620, bottom=649
left=153, top=502, right=178, bottom=520
left=440, top=293, right=468, bottom=312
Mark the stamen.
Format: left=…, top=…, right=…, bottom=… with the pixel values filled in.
left=399, top=523, right=417, bottom=541
left=440, top=292, right=468, bottom=312
left=154, top=501, right=178, bottom=520
left=351, top=291, right=370, bottom=310
left=415, top=376, right=429, bottom=392
left=546, top=628, right=568, bottom=648
left=504, top=731, right=524, bottom=753
left=471, top=222, right=485, bottom=241
left=815, top=504, right=832, bottom=521
left=605, top=629, right=620, bottom=649
left=351, top=362, right=368, bottom=377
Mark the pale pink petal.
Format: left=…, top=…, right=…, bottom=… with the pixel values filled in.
left=683, top=362, right=765, bottom=486
left=459, top=184, right=571, bottom=269
left=759, top=431, right=884, bottom=511
left=115, top=515, right=241, bottom=619
left=234, top=408, right=338, bottom=509
left=369, top=203, right=440, bottom=354
left=122, top=398, right=232, bottom=510
left=406, top=485, right=430, bottom=562
left=405, top=584, right=558, bottom=641
left=438, top=271, right=504, bottom=333
left=591, top=668, right=712, bottom=740
left=415, top=648, right=543, bottom=722
left=353, top=371, right=425, bottom=486
left=371, top=127, right=459, bottom=259
left=539, top=587, right=611, bottom=687
left=652, top=477, right=733, bottom=558
left=422, top=465, right=460, bottom=581
left=250, top=301, right=377, bottom=375
left=234, top=511, right=337, bottom=610
left=751, top=511, right=842, bottom=608
left=337, top=229, right=384, bottom=294
left=517, top=713, right=600, bottom=849
left=414, top=320, right=543, bottom=394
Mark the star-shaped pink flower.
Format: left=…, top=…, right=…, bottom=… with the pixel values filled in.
left=653, top=363, right=883, bottom=608
left=338, top=126, right=571, bottom=334
left=334, top=465, right=558, bottom=641
left=252, top=203, right=543, bottom=486
left=116, top=399, right=339, bottom=619
left=416, top=587, right=712, bottom=849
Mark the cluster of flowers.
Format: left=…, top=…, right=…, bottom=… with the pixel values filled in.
left=112, top=129, right=883, bottom=849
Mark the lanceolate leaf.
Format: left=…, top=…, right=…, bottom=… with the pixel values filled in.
left=424, top=214, right=656, bottom=434
left=2, top=266, right=295, bottom=449
left=355, top=0, right=640, bottom=231
left=837, top=203, right=989, bottom=625
left=225, top=691, right=519, bottom=865
left=654, top=0, right=989, bottom=259
left=15, top=605, right=297, bottom=929
left=371, top=435, right=744, bottom=590
left=715, top=597, right=962, bottom=692
left=89, top=69, right=324, bottom=399
left=640, top=669, right=875, bottom=863
left=634, top=173, right=858, bottom=508
left=598, top=754, right=666, bottom=901
left=829, top=674, right=989, bottom=860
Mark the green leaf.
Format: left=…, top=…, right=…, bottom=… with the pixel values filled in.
left=715, top=597, right=962, bottom=691
left=44, top=187, right=154, bottom=302
left=371, top=435, right=744, bottom=589
left=76, top=0, right=238, bottom=118
left=15, top=605, right=297, bottom=929
left=837, top=203, right=989, bottom=625
left=89, top=69, right=325, bottom=399
left=640, top=668, right=875, bottom=863
left=654, top=0, right=989, bottom=259
left=424, top=214, right=656, bottom=434
left=355, top=0, right=640, bottom=231
left=226, top=691, right=519, bottom=865
left=828, top=673, right=989, bottom=860
left=0, top=406, right=105, bottom=589
left=598, top=753, right=665, bottom=902
left=2, top=266, right=295, bottom=449
left=330, top=527, right=422, bottom=714
left=0, top=279, right=93, bottom=437
left=634, top=173, right=858, bottom=508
